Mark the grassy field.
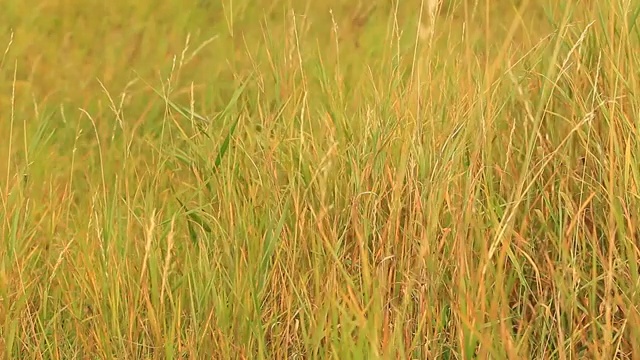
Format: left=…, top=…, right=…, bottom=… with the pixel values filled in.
left=1, top=0, right=640, bottom=358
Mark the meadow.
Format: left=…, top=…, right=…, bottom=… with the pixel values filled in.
left=1, top=0, right=640, bottom=358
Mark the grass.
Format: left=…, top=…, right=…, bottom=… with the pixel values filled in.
left=1, top=0, right=640, bottom=358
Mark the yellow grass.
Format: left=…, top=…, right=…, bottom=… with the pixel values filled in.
left=1, top=0, right=640, bottom=358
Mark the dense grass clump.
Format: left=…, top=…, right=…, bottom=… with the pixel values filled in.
left=1, top=0, right=640, bottom=358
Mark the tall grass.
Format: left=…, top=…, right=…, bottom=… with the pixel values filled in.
left=1, top=0, right=640, bottom=358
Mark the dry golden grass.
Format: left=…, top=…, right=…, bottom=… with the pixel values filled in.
left=1, top=0, right=640, bottom=358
